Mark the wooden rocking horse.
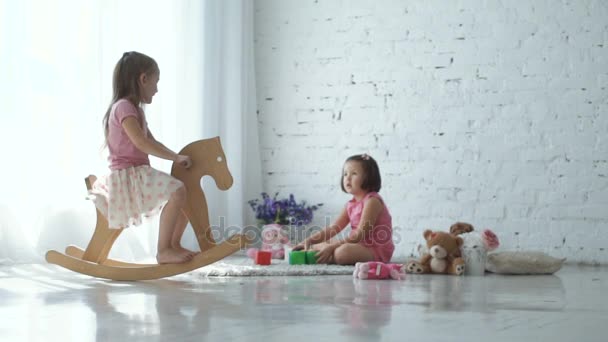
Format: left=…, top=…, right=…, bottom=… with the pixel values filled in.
left=46, top=137, right=251, bottom=280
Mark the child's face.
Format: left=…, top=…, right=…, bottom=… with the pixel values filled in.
left=140, top=71, right=159, bottom=104
left=343, top=161, right=366, bottom=196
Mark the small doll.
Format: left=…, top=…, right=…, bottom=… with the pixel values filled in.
left=247, top=224, right=292, bottom=260
left=353, top=261, right=406, bottom=280
left=459, top=228, right=499, bottom=275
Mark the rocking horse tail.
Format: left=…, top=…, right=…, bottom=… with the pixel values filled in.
left=80, top=175, right=123, bottom=263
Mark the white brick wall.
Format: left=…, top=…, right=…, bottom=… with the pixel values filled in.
left=254, top=0, right=608, bottom=264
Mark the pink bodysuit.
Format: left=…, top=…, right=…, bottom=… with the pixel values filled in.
left=346, top=192, right=395, bottom=263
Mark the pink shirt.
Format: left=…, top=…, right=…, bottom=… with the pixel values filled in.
left=107, top=99, right=150, bottom=170
left=346, top=192, right=395, bottom=262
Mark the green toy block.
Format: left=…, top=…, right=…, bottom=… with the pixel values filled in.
left=289, top=251, right=306, bottom=265
left=305, top=251, right=318, bottom=264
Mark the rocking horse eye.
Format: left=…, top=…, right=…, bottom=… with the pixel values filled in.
left=217, top=156, right=223, bottom=162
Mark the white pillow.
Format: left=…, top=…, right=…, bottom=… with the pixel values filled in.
left=486, top=251, right=566, bottom=275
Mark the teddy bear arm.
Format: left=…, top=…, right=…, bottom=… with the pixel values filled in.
left=420, top=254, right=432, bottom=265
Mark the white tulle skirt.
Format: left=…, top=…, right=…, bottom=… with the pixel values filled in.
left=88, top=165, right=183, bottom=229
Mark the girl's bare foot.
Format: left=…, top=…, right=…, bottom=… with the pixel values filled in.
left=156, top=248, right=193, bottom=264
left=172, top=244, right=200, bottom=258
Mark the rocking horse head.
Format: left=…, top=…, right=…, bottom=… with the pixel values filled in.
left=171, top=136, right=233, bottom=190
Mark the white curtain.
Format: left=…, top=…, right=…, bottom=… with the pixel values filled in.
left=0, top=0, right=261, bottom=264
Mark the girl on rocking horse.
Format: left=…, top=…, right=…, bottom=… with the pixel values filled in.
left=89, top=51, right=197, bottom=264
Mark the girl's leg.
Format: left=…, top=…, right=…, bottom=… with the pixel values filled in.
left=157, top=185, right=195, bottom=264
left=333, top=243, right=375, bottom=265
left=171, top=210, right=199, bottom=254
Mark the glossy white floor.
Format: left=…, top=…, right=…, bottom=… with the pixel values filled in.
left=1, top=263, right=606, bottom=342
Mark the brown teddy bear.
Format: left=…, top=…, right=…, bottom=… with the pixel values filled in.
left=406, top=230, right=465, bottom=275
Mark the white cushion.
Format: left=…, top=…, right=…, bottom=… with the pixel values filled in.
left=486, top=251, right=566, bottom=274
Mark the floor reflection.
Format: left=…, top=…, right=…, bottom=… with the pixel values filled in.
left=342, top=280, right=401, bottom=339
left=405, top=273, right=566, bottom=313
left=1, top=263, right=603, bottom=342
left=37, top=276, right=250, bottom=341
left=247, top=277, right=403, bottom=339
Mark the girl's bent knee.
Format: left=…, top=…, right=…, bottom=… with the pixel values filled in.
left=171, top=185, right=187, bottom=204
left=333, top=246, right=351, bottom=265
left=334, top=244, right=374, bottom=265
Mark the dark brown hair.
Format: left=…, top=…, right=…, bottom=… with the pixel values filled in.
left=101, top=51, right=158, bottom=146
left=340, top=154, right=382, bottom=193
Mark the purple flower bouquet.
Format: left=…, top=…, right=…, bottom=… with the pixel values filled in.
left=248, top=192, right=322, bottom=227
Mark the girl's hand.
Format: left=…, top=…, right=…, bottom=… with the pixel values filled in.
left=316, top=243, right=338, bottom=264
left=175, top=155, right=192, bottom=169
left=292, top=240, right=310, bottom=251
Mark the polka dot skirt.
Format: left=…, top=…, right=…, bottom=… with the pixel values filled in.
left=88, top=165, right=183, bottom=229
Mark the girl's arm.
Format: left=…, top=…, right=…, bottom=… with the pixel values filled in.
left=146, top=129, right=181, bottom=161
left=293, top=207, right=350, bottom=250
left=122, top=117, right=185, bottom=163
left=331, top=197, right=383, bottom=246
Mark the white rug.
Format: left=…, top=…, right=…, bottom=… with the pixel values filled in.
left=185, top=255, right=355, bottom=277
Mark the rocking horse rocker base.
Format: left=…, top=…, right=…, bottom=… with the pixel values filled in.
left=45, top=137, right=251, bottom=281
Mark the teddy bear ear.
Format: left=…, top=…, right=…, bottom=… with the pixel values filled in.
left=450, top=222, right=474, bottom=235
left=423, top=229, right=433, bottom=240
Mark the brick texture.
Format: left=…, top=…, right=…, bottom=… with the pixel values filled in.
left=254, top=0, right=608, bottom=264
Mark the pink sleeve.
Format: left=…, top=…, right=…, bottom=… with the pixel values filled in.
left=114, top=100, right=139, bottom=125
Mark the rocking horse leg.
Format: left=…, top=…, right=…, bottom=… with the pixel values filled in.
left=80, top=175, right=123, bottom=263
left=183, top=179, right=216, bottom=252
left=80, top=211, right=122, bottom=263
